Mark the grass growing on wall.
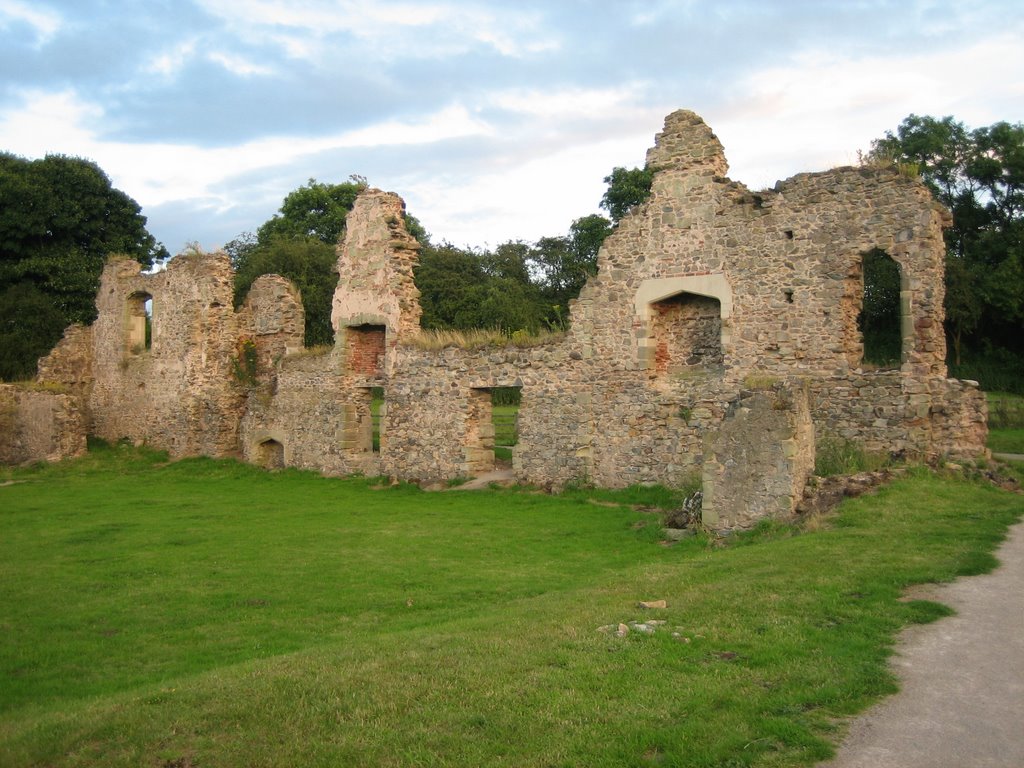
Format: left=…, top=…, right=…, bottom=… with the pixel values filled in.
left=1, top=444, right=1021, bottom=767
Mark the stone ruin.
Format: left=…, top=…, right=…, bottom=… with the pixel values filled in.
left=2, top=110, right=988, bottom=532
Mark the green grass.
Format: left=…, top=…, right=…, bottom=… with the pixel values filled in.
left=814, top=436, right=889, bottom=477
left=1, top=444, right=1022, bottom=767
left=987, top=391, right=1024, bottom=454
left=493, top=404, right=518, bottom=447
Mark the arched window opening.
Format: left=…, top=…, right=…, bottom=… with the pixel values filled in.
left=858, top=249, right=902, bottom=368
left=649, top=292, right=723, bottom=376
left=126, top=292, right=153, bottom=354
left=257, top=439, right=284, bottom=470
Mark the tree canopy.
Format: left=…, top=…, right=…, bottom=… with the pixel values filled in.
left=600, top=166, right=654, bottom=224
left=230, top=177, right=369, bottom=347
left=868, top=114, right=1024, bottom=382
left=0, top=153, right=167, bottom=380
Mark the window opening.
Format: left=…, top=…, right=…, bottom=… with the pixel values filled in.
left=126, top=292, right=153, bottom=354
left=649, top=292, right=723, bottom=376
left=856, top=249, right=902, bottom=368
left=256, top=439, right=284, bottom=470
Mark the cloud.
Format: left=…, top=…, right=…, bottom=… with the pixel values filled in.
left=708, top=27, right=1024, bottom=190
left=1, top=0, right=1021, bottom=255
left=195, top=0, right=559, bottom=61
left=0, top=0, right=61, bottom=44
left=0, top=87, right=496, bottom=248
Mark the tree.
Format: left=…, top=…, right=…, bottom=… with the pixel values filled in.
left=527, top=214, right=612, bottom=326
left=0, top=153, right=167, bottom=380
left=415, top=242, right=546, bottom=333
left=600, top=166, right=654, bottom=224
left=869, top=115, right=1024, bottom=371
left=232, top=177, right=370, bottom=346
left=0, top=283, right=68, bottom=381
left=256, top=177, right=367, bottom=245
left=233, top=235, right=338, bottom=347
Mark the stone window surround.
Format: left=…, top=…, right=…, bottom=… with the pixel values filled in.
left=634, top=273, right=732, bottom=369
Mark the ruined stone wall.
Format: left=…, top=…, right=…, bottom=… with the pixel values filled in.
left=15, top=109, right=989, bottom=533
left=0, top=384, right=86, bottom=464
left=35, top=324, right=94, bottom=397
left=239, top=348, right=354, bottom=474
left=381, top=345, right=737, bottom=491
left=565, top=109, right=976, bottom=472
left=85, top=254, right=244, bottom=457
left=331, top=190, right=422, bottom=360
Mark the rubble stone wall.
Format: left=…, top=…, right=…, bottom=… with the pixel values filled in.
left=0, top=384, right=86, bottom=464
left=702, top=382, right=815, bottom=532
left=21, top=108, right=989, bottom=532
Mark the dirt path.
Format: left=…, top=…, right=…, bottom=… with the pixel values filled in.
left=819, top=519, right=1024, bottom=767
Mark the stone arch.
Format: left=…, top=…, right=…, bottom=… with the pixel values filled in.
left=255, top=438, right=285, bottom=470
left=635, top=274, right=732, bottom=373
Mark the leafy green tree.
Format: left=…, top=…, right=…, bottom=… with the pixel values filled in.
left=256, top=177, right=366, bottom=245
left=869, top=115, right=1024, bottom=370
left=415, top=242, right=545, bottom=333
left=232, top=177, right=372, bottom=346
left=232, top=235, right=338, bottom=347
left=600, top=166, right=654, bottom=224
left=528, top=214, right=612, bottom=326
left=0, top=283, right=69, bottom=381
left=0, top=153, right=167, bottom=379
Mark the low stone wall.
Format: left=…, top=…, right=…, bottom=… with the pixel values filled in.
left=928, top=378, right=988, bottom=460
left=808, top=371, right=989, bottom=460
left=0, top=384, right=86, bottom=465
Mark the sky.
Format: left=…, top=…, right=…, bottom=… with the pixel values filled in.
left=1, top=0, right=1022, bottom=255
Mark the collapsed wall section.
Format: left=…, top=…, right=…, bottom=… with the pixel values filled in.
left=702, top=382, right=815, bottom=532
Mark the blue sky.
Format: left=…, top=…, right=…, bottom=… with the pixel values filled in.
left=1, top=0, right=1022, bottom=254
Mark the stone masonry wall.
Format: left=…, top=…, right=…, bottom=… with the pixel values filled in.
left=18, top=109, right=989, bottom=533
left=0, top=384, right=86, bottom=464
left=702, top=382, right=815, bottom=532
left=85, top=253, right=245, bottom=457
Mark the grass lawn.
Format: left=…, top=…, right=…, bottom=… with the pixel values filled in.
left=1, top=443, right=1022, bottom=767
left=987, top=391, right=1024, bottom=454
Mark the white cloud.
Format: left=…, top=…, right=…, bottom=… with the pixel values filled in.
left=0, top=89, right=493, bottom=233
left=397, top=132, right=651, bottom=247
left=487, top=85, right=646, bottom=119
left=194, top=0, right=558, bottom=59
left=144, top=38, right=199, bottom=77
left=0, top=0, right=61, bottom=44
left=708, top=29, right=1024, bottom=190
left=207, top=50, right=275, bottom=76
left=0, top=90, right=101, bottom=153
